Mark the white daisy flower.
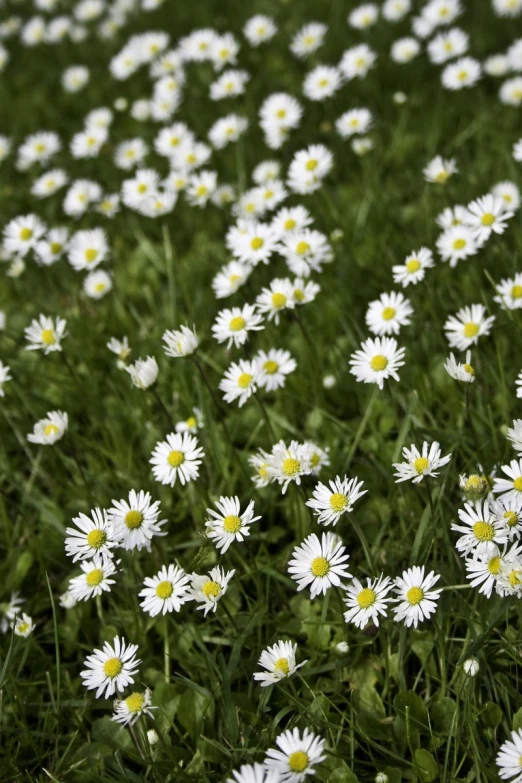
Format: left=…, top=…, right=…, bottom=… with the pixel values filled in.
left=249, top=449, right=272, bottom=488
left=112, top=689, right=156, bottom=726
left=393, top=441, right=451, bottom=484
left=436, top=225, right=477, bottom=267
left=212, top=261, right=250, bottom=299
left=496, top=556, right=522, bottom=597
left=303, top=64, right=342, bottom=101
left=150, top=433, right=204, bottom=487
left=270, top=206, right=312, bottom=238
left=126, top=356, right=158, bottom=390
left=265, top=727, right=326, bottom=782
left=349, top=3, right=378, bottom=28
left=107, top=337, right=131, bottom=363
left=254, top=348, right=297, bottom=392
left=423, top=155, right=458, bottom=184
left=212, top=304, right=264, bottom=348
left=84, top=270, right=112, bottom=300
left=266, top=440, right=313, bottom=493
left=451, top=500, right=508, bottom=555
left=219, top=359, right=258, bottom=407
left=65, top=508, right=116, bottom=562
left=227, top=221, right=279, bottom=266
left=27, top=410, right=68, bottom=445
left=392, top=247, right=434, bottom=287
left=139, top=564, right=191, bottom=616
left=339, top=44, right=376, bottom=80
left=256, top=278, right=295, bottom=324
left=336, top=108, right=373, bottom=138
left=306, top=475, right=367, bottom=526
left=13, top=613, right=34, bottom=638
left=349, top=336, right=406, bottom=390
left=205, top=496, right=261, bottom=553
left=31, top=168, right=68, bottom=198
left=465, top=545, right=506, bottom=598
left=463, top=194, right=513, bottom=243
left=162, top=325, right=199, bottom=358
left=493, top=459, right=522, bottom=503
left=366, top=291, right=413, bottom=336
left=494, top=273, right=522, bottom=310
left=279, top=229, right=331, bottom=277
left=291, top=278, right=320, bottom=306
left=491, top=181, right=520, bottom=212
left=392, top=566, right=442, bottom=628
left=188, top=566, right=235, bottom=615
left=496, top=729, right=522, bottom=783
left=186, top=170, right=218, bottom=206
left=436, top=204, right=468, bottom=229
left=59, top=591, right=77, bottom=609
left=444, top=304, right=495, bottom=351
left=175, top=408, right=204, bottom=434
left=290, top=22, right=327, bottom=59
left=288, top=532, right=351, bottom=599
left=287, top=144, right=333, bottom=195
left=306, top=442, right=330, bottom=476
left=427, top=27, right=468, bottom=63
left=490, top=495, right=522, bottom=540
left=210, top=69, right=250, bottom=100
left=499, top=76, right=522, bottom=106
left=3, top=213, right=46, bottom=257
left=35, top=227, right=69, bottom=266
left=109, top=490, right=167, bottom=551
left=68, top=555, right=117, bottom=602
left=441, top=56, right=481, bottom=90
left=343, top=574, right=394, bottom=629
left=253, top=640, right=307, bottom=687
left=391, top=37, right=421, bottom=63
left=25, top=314, right=67, bottom=354
left=81, top=636, right=140, bottom=699
left=243, top=15, right=277, bottom=46
left=444, top=350, right=475, bottom=383
left=383, top=0, right=411, bottom=21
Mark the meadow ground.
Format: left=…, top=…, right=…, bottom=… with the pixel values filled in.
left=1, top=0, right=522, bottom=782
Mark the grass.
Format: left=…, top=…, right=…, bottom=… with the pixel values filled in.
left=0, top=0, right=522, bottom=781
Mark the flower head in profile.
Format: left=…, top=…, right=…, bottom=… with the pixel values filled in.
left=13, top=613, right=34, bottom=638
left=306, top=475, right=366, bottom=526
left=188, top=567, right=235, bottom=615
left=126, top=356, right=159, bottom=389
left=25, top=315, right=67, bottom=354
left=392, top=566, right=442, bottom=628
left=139, top=564, right=191, bottom=616
left=27, top=411, right=68, bottom=445
left=444, top=350, right=475, bottom=383
left=112, top=688, right=156, bottom=726
left=265, top=727, right=326, bottom=782
left=150, top=432, right=204, bottom=487
left=205, top=496, right=261, bottom=553
left=349, top=336, right=405, bottom=390
left=288, top=532, right=351, bottom=598
left=393, top=441, right=451, bottom=483
left=253, top=640, right=307, bottom=687
left=423, top=155, right=458, bottom=184
left=162, top=325, right=198, bottom=358
left=81, top=636, right=140, bottom=699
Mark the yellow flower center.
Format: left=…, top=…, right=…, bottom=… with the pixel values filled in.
left=329, top=493, right=348, bottom=512
left=272, top=292, right=287, bottom=308
left=229, top=316, right=246, bottom=331
left=463, top=322, right=479, bottom=338
left=20, top=227, right=33, bottom=241
left=44, top=423, right=59, bottom=436
left=457, top=70, right=468, bottom=81
left=125, top=510, right=143, bottom=529
left=17, top=622, right=29, bottom=634
left=125, top=692, right=145, bottom=712
left=274, top=657, right=290, bottom=674
left=85, top=248, right=98, bottom=263
left=481, top=213, right=495, bottom=226
left=453, top=238, right=466, bottom=250
left=473, top=521, right=494, bottom=541
left=305, top=159, right=318, bottom=171
left=237, top=373, right=253, bottom=389
left=35, top=143, right=46, bottom=153
left=435, top=170, right=449, bottom=184
left=413, top=457, right=429, bottom=474
left=186, top=153, right=197, bottom=165
left=296, top=241, right=310, bottom=255
left=505, top=511, right=518, bottom=528
left=406, top=587, right=424, bottom=605
left=137, top=184, right=148, bottom=194
left=86, top=568, right=104, bottom=587
left=156, top=580, right=173, bottom=599
left=276, top=108, right=287, bottom=118
left=487, top=556, right=502, bottom=575
left=293, top=288, right=304, bottom=302
left=95, top=283, right=106, bottom=293
left=223, top=515, right=241, bottom=533
left=311, top=556, right=329, bottom=577
left=514, top=477, right=522, bottom=492
left=186, top=416, right=197, bottom=429
left=512, top=285, right=522, bottom=299
left=87, top=529, right=107, bottom=549
left=41, top=329, right=56, bottom=345
left=463, top=363, right=474, bottom=375
left=284, top=219, right=296, bottom=230
left=370, top=354, right=388, bottom=371
left=104, top=657, right=122, bottom=678
left=318, top=78, right=329, bottom=87
left=50, top=242, right=62, bottom=255
left=168, top=450, right=185, bottom=468
left=250, top=237, right=264, bottom=250
left=196, top=185, right=208, bottom=197
left=263, top=360, right=279, bottom=374
left=282, top=458, right=300, bottom=476
left=382, top=307, right=396, bottom=321
left=357, top=587, right=377, bottom=608
left=202, top=580, right=220, bottom=598
left=288, top=751, right=309, bottom=773
left=311, top=453, right=320, bottom=467
left=509, top=571, right=522, bottom=588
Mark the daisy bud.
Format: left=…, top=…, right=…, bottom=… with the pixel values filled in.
left=375, top=774, right=389, bottom=783
left=459, top=474, right=489, bottom=502
left=463, top=657, right=479, bottom=677
left=147, top=729, right=159, bottom=745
